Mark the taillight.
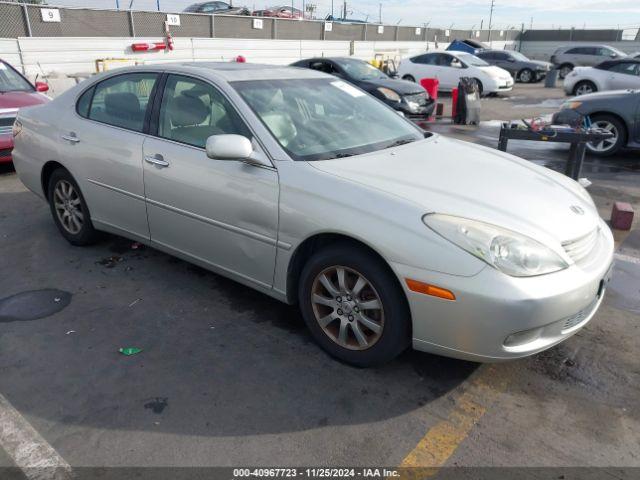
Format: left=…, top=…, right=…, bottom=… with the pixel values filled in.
left=12, top=119, right=22, bottom=137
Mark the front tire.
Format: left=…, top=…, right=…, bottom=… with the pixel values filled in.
left=298, top=244, right=411, bottom=367
left=586, top=114, right=626, bottom=157
left=47, top=168, right=99, bottom=246
left=573, top=80, right=597, bottom=96
left=518, top=68, right=534, bottom=83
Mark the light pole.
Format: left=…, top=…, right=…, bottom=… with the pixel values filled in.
left=487, top=0, right=495, bottom=45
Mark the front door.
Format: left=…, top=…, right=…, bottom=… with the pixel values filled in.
left=142, top=74, right=279, bottom=288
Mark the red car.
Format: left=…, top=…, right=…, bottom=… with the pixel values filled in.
left=252, top=5, right=304, bottom=18
left=0, top=60, right=50, bottom=164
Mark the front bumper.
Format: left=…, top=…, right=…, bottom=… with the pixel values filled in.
left=388, top=98, right=436, bottom=119
left=0, top=134, right=13, bottom=163
left=392, top=220, right=614, bottom=362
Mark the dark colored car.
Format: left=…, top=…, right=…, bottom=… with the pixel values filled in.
left=291, top=57, right=435, bottom=119
left=446, top=38, right=487, bottom=55
left=324, top=14, right=368, bottom=24
left=561, top=89, right=640, bottom=156
left=184, top=1, right=250, bottom=15
left=476, top=50, right=552, bottom=83
left=253, top=6, right=304, bottom=18
left=0, top=59, right=49, bottom=164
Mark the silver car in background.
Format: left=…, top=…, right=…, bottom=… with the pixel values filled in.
left=12, top=63, right=614, bottom=366
left=551, top=44, right=627, bottom=78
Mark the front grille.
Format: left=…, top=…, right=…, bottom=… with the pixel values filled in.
left=403, top=92, right=428, bottom=106
left=562, top=227, right=600, bottom=264
left=0, top=116, right=16, bottom=136
left=562, top=297, right=599, bottom=332
left=0, top=148, right=12, bottom=158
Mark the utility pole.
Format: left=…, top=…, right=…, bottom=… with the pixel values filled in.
left=379, top=3, right=382, bottom=24
left=156, top=0, right=160, bottom=11
left=331, top=0, right=333, bottom=17
left=487, top=0, right=495, bottom=45
left=343, top=1, right=346, bottom=20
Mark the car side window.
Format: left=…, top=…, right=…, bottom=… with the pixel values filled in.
left=496, top=52, right=509, bottom=60
left=309, top=61, right=336, bottom=74
left=88, top=73, right=158, bottom=132
left=609, top=62, right=639, bottom=75
left=158, top=74, right=251, bottom=149
left=412, top=54, right=435, bottom=65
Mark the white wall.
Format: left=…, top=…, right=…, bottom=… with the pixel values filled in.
left=0, top=39, right=21, bottom=71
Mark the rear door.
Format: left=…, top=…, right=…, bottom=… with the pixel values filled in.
left=142, top=73, right=279, bottom=288
left=404, top=53, right=440, bottom=82
left=63, top=72, right=159, bottom=240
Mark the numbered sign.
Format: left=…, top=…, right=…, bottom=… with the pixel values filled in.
left=41, top=8, right=61, bottom=23
left=166, top=14, right=181, bottom=26
left=252, top=18, right=263, bottom=29
left=377, top=25, right=384, bottom=34
left=415, top=27, right=421, bottom=35
left=324, top=22, right=333, bottom=32
left=445, top=29, right=450, bottom=36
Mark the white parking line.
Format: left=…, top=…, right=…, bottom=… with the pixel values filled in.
left=0, top=394, right=73, bottom=480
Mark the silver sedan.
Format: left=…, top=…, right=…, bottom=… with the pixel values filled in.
left=12, top=63, right=614, bottom=366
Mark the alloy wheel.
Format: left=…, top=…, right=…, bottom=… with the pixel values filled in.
left=310, top=266, right=385, bottom=351
left=53, top=180, right=84, bottom=235
left=519, top=69, right=532, bottom=83
left=575, top=83, right=594, bottom=95
left=588, top=120, right=618, bottom=153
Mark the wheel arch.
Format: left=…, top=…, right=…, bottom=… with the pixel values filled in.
left=285, top=232, right=408, bottom=310
left=41, top=160, right=68, bottom=199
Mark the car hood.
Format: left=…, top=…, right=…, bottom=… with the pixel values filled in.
left=0, top=91, right=49, bottom=110
left=478, top=65, right=512, bottom=78
left=359, top=78, right=425, bottom=96
left=308, top=135, right=599, bottom=245
left=569, top=89, right=639, bottom=102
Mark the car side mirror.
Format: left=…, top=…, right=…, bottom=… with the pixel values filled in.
left=35, top=81, right=49, bottom=92
left=507, top=57, right=516, bottom=62
left=451, top=61, right=462, bottom=68
left=610, top=54, right=618, bottom=58
left=206, top=134, right=271, bottom=167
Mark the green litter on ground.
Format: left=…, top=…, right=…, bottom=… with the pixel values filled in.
left=119, top=347, right=142, bottom=356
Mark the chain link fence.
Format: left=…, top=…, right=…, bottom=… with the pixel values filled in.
left=0, top=1, right=522, bottom=43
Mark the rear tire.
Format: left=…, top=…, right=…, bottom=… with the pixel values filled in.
left=402, top=75, right=416, bottom=83
left=298, top=243, right=411, bottom=367
left=573, top=80, right=597, bottom=96
left=47, top=168, right=99, bottom=246
left=559, top=63, right=573, bottom=79
left=586, top=114, right=626, bottom=157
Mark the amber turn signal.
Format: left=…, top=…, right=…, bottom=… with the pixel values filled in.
left=405, top=279, right=456, bottom=301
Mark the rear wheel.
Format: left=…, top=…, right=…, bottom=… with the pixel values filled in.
left=518, top=68, right=534, bottom=83
left=298, top=244, right=410, bottom=367
left=402, top=75, right=416, bottom=83
left=47, top=168, right=99, bottom=245
left=559, top=63, right=573, bottom=79
left=573, top=80, right=597, bottom=96
left=586, top=115, right=626, bottom=157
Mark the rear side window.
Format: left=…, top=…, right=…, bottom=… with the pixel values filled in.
left=88, top=73, right=158, bottom=133
left=609, top=62, right=640, bottom=75
left=76, top=86, right=94, bottom=118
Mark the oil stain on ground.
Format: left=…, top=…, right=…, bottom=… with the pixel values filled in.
left=144, top=397, right=168, bottom=414
left=0, top=289, right=72, bottom=323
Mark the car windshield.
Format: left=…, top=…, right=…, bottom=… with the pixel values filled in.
left=509, top=51, right=529, bottom=61
left=233, top=78, right=423, bottom=161
left=454, top=52, right=489, bottom=67
left=335, top=59, right=388, bottom=81
left=609, top=47, right=627, bottom=57
left=0, top=61, right=34, bottom=93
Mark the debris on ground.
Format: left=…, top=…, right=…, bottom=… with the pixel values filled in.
left=119, top=347, right=143, bottom=356
left=128, top=298, right=141, bottom=307
left=66, top=330, right=75, bottom=335
left=96, top=256, right=123, bottom=268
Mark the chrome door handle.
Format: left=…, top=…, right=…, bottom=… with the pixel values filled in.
left=61, top=134, right=80, bottom=144
left=144, top=154, right=170, bottom=168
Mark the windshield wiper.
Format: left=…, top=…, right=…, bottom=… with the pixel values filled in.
left=326, top=152, right=356, bottom=159
left=384, top=138, right=416, bottom=149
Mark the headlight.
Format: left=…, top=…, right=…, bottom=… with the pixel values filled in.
left=377, top=87, right=401, bottom=102
left=423, top=214, right=569, bottom=277
left=562, top=101, right=582, bottom=110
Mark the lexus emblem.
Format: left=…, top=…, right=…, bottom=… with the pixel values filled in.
left=570, top=205, right=585, bottom=215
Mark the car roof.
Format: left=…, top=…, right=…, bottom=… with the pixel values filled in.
left=109, top=62, right=328, bottom=82
left=595, top=58, right=640, bottom=69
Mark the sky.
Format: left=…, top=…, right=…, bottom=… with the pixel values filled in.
left=45, top=0, right=640, bottom=30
